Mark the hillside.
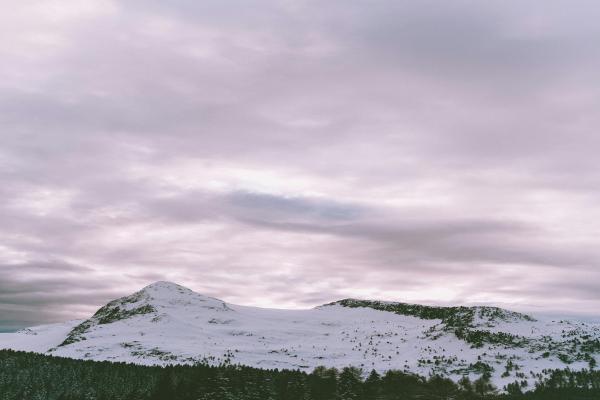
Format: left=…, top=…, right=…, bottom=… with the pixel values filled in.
left=1, top=281, right=599, bottom=391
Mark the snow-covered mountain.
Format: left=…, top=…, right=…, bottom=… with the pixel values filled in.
left=2, top=281, right=599, bottom=390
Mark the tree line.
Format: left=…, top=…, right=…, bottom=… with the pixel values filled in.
left=1, top=349, right=599, bottom=399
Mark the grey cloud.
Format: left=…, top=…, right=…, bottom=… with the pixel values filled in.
left=1, top=0, right=600, bottom=328
left=0, top=261, right=126, bottom=330
left=0, top=260, right=94, bottom=274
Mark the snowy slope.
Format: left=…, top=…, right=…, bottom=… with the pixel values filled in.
left=1, top=281, right=599, bottom=390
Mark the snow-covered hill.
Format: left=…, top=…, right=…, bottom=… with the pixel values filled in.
left=2, top=281, right=599, bottom=390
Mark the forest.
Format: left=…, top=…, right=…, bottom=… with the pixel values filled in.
left=1, top=349, right=599, bottom=400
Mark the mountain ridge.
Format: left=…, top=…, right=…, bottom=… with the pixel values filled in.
left=2, top=281, right=599, bottom=391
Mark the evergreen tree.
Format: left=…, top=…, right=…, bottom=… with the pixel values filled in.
left=428, top=375, right=458, bottom=400
left=381, top=370, right=423, bottom=400
left=363, top=370, right=382, bottom=400
left=474, top=373, right=496, bottom=398
left=505, top=381, right=523, bottom=396
left=457, top=376, right=477, bottom=400
left=309, top=366, right=338, bottom=400
left=338, top=367, right=363, bottom=400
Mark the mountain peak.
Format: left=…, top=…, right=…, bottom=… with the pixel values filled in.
left=144, top=280, right=185, bottom=288
left=141, top=281, right=192, bottom=294
left=53, top=281, right=231, bottom=348
left=139, top=281, right=226, bottom=306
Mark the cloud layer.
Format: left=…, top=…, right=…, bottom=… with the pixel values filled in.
left=2, top=0, right=600, bottom=330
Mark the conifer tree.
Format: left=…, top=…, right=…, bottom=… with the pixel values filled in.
left=363, top=369, right=382, bottom=400
left=474, top=373, right=496, bottom=398
left=338, top=367, right=363, bottom=400
left=309, top=366, right=339, bottom=400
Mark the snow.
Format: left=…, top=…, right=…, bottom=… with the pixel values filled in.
left=1, top=281, right=599, bottom=391
left=0, top=319, right=83, bottom=353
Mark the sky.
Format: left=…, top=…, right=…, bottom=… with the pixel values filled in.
left=2, top=0, right=600, bottom=331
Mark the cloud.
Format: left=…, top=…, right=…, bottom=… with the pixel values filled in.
left=1, top=0, right=600, bottom=330
left=0, top=261, right=124, bottom=329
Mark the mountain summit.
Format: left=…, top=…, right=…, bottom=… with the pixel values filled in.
left=1, top=281, right=599, bottom=389
left=55, top=281, right=232, bottom=349
left=135, top=280, right=230, bottom=310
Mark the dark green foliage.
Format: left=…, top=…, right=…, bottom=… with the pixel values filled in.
left=330, top=299, right=533, bottom=327
left=329, top=299, right=478, bottom=328
left=474, top=373, right=496, bottom=397
left=331, top=299, right=534, bottom=348
left=57, top=320, right=94, bottom=346
left=58, top=303, right=156, bottom=347
left=363, top=370, right=382, bottom=400
left=580, top=338, right=600, bottom=353
left=380, top=370, right=424, bottom=399
left=455, top=329, right=525, bottom=348
left=308, top=366, right=338, bottom=400
left=338, top=367, right=363, bottom=400
left=95, top=304, right=156, bottom=325
left=1, top=349, right=600, bottom=400
left=427, top=375, right=459, bottom=399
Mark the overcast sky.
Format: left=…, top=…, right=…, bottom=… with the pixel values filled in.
left=2, top=0, right=600, bottom=331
